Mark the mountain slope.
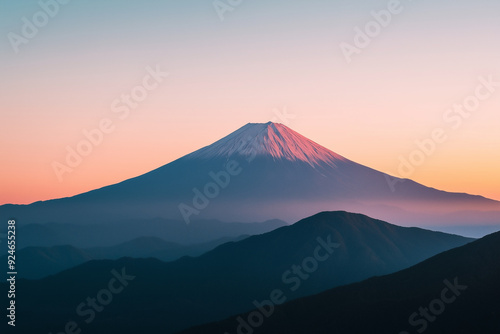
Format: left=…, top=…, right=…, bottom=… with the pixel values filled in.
left=1, top=122, right=498, bottom=228
left=182, top=230, right=500, bottom=334
left=4, top=212, right=474, bottom=333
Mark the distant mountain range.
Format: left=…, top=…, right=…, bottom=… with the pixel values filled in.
left=4, top=211, right=474, bottom=334
left=182, top=228, right=500, bottom=334
left=0, top=235, right=249, bottom=280
left=1, top=122, right=498, bottom=231
left=3, top=218, right=285, bottom=250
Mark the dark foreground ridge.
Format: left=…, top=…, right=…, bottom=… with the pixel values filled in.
left=180, top=229, right=500, bottom=334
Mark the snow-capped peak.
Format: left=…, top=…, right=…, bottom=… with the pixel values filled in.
left=186, top=122, right=347, bottom=166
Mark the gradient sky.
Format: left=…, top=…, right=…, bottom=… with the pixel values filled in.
left=1, top=0, right=499, bottom=205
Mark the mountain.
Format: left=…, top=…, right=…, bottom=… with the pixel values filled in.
left=4, top=211, right=474, bottom=334
left=1, top=122, right=498, bottom=230
left=182, top=230, right=500, bottom=334
left=0, top=235, right=249, bottom=280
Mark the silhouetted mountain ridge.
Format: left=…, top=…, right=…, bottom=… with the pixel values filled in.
left=181, top=230, right=500, bottom=334
left=3, top=211, right=474, bottom=333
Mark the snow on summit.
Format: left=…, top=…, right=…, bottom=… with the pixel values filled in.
left=187, top=122, right=347, bottom=166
